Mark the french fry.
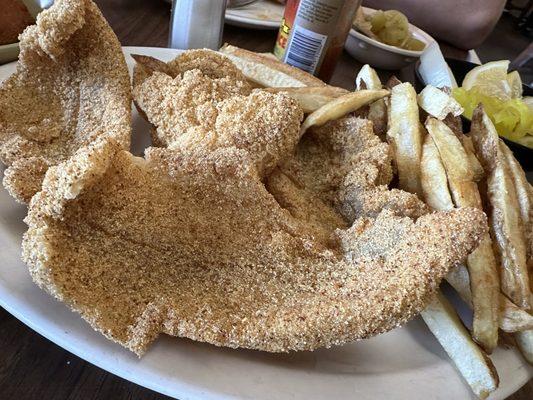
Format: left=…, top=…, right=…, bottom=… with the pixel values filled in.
left=515, top=330, right=533, bottom=364
left=300, top=89, right=389, bottom=133
left=394, top=98, right=498, bottom=397
left=500, top=143, right=532, bottom=259
left=425, top=118, right=500, bottom=352
left=264, top=86, right=346, bottom=113
left=436, top=98, right=484, bottom=183
left=500, top=302, right=533, bottom=333
left=423, top=125, right=533, bottom=333
left=356, top=65, right=387, bottom=137
left=355, top=64, right=382, bottom=91
left=470, top=106, right=531, bottom=310
left=462, top=136, right=485, bottom=182
left=422, top=293, right=499, bottom=399
left=417, top=85, right=464, bottom=120
left=387, top=82, right=423, bottom=196
left=420, top=134, right=454, bottom=210
left=219, top=44, right=327, bottom=88
left=498, top=142, right=533, bottom=364
left=446, top=264, right=533, bottom=332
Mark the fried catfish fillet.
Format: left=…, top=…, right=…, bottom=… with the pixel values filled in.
left=132, top=51, right=255, bottom=149
left=132, top=50, right=250, bottom=90
left=23, top=116, right=486, bottom=355
left=134, top=69, right=302, bottom=176
left=0, top=0, right=131, bottom=203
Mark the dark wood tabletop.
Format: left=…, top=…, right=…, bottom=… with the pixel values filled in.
left=0, top=0, right=531, bottom=399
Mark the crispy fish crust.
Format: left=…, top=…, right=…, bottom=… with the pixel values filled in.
left=0, top=0, right=131, bottom=203
left=134, top=68, right=302, bottom=176
left=132, top=50, right=250, bottom=89
left=131, top=50, right=251, bottom=139
left=23, top=112, right=486, bottom=355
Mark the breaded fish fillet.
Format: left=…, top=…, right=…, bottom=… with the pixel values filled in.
left=134, top=70, right=302, bottom=176
left=23, top=126, right=486, bottom=356
left=0, top=0, right=131, bottom=203
left=132, top=50, right=250, bottom=89
left=133, top=51, right=252, bottom=150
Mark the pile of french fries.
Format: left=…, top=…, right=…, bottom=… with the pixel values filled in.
left=387, top=71, right=532, bottom=398
left=218, top=45, right=532, bottom=399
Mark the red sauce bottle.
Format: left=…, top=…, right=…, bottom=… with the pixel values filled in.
left=274, top=0, right=362, bottom=82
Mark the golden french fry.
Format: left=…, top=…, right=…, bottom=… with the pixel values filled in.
left=498, top=142, right=533, bottom=364
left=422, top=294, right=499, bottom=399
left=355, top=65, right=388, bottom=137
left=367, top=99, right=388, bottom=138
left=515, top=330, right=533, bottom=365
left=387, top=82, right=423, bottom=196
left=501, top=304, right=533, bottom=333
left=355, top=64, right=382, bottom=91
left=471, top=106, right=531, bottom=310
left=219, top=44, right=327, bottom=88
left=426, top=118, right=500, bottom=352
left=396, top=89, right=498, bottom=393
left=421, top=134, right=454, bottom=210
left=440, top=115, right=484, bottom=182
left=462, top=136, right=485, bottom=182
left=300, top=89, right=389, bottom=133
left=500, top=143, right=532, bottom=260
left=264, top=86, right=346, bottom=113
left=418, top=87, right=484, bottom=183
left=417, top=85, right=463, bottom=120
left=445, top=260, right=533, bottom=332
left=426, top=119, right=475, bottom=202
left=465, top=237, right=500, bottom=352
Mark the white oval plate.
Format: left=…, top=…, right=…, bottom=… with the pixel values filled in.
left=225, top=0, right=284, bottom=30
left=0, top=46, right=531, bottom=400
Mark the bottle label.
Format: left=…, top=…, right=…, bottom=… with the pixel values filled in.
left=284, top=25, right=327, bottom=74
left=274, top=0, right=362, bottom=81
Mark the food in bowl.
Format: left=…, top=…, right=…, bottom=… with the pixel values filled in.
left=353, top=8, right=425, bottom=52
left=0, top=0, right=35, bottom=45
left=345, top=7, right=432, bottom=70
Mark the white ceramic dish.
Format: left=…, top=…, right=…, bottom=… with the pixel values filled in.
left=0, top=46, right=531, bottom=400
left=225, top=0, right=284, bottom=30
left=0, top=0, right=48, bottom=65
left=345, top=7, right=435, bottom=70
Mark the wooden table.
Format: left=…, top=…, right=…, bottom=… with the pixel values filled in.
left=0, top=1, right=531, bottom=399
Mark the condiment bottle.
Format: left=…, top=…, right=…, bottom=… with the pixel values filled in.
left=274, top=0, right=362, bottom=82
left=169, top=0, right=227, bottom=50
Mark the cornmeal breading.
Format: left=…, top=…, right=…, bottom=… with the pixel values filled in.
left=134, top=69, right=303, bottom=176
left=23, top=123, right=486, bottom=355
left=134, top=70, right=251, bottom=148
left=132, top=50, right=249, bottom=89
left=131, top=50, right=251, bottom=138
left=6, top=19, right=486, bottom=354
left=0, top=0, right=131, bottom=203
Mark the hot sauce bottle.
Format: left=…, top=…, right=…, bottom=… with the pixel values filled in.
left=274, top=0, right=362, bottom=82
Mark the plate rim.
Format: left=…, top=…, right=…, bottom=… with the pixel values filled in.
left=0, top=45, right=531, bottom=400
left=225, top=0, right=283, bottom=29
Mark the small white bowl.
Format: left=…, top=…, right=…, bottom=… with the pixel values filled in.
left=0, top=0, right=45, bottom=65
left=344, top=7, right=435, bottom=70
